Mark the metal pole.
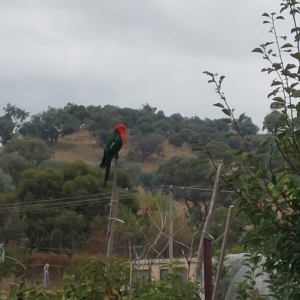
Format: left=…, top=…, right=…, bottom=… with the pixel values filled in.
left=107, top=157, right=119, bottom=257
left=212, top=206, right=234, bottom=300
left=203, top=238, right=213, bottom=300
left=195, top=163, right=222, bottom=280
left=169, top=185, right=173, bottom=266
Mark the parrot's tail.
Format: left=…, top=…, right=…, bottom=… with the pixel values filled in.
left=100, top=152, right=111, bottom=189
left=103, top=163, right=111, bottom=189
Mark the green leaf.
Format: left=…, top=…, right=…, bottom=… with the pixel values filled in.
left=252, top=47, right=264, bottom=54
left=221, top=118, right=232, bottom=123
left=273, top=97, right=285, bottom=103
left=285, top=63, right=297, bottom=70
left=268, top=87, right=280, bottom=98
left=296, top=102, right=300, bottom=115
left=262, top=13, right=270, bottom=17
left=261, top=67, right=274, bottom=73
left=203, top=71, right=214, bottom=77
left=287, top=104, right=296, bottom=109
left=224, top=132, right=235, bottom=138
left=276, top=16, right=285, bottom=20
left=291, top=82, right=299, bottom=88
left=222, top=109, right=231, bottom=117
left=219, top=75, right=225, bottom=85
left=265, top=42, right=274, bottom=47
left=291, top=52, right=300, bottom=61
left=272, top=63, right=282, bottom=70
left=234, top=149, right=244, bottom=156
left=270, top=102, right=285, bottom=109
left=290, top=9, right=299, bottom=15
left=295, top=33, right=300, bottom=42
left=291, top=27, right=300, bottom=33
left=271, top=80, right=282, bottom=86
left=281, top=43, right=293, bottom=48
left=213, top=103, right=224, bottom=108
left=292, top=90, right=300, bottom=98
left=263, top=20, right=270, bottom=24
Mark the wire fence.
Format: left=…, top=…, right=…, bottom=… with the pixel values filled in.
left=0, top=253, right=78, bottom=290
left=0, top=184, right=230, bottom=290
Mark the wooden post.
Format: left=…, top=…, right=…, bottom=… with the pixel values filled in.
left=212, top=206, right=234, bottom=300
left=168, top=185, right=173, bottom=266
left=203, top=238, right=213, bottom=300
left=194, top=163, right=222, bottom=281
left=106, top=158, right=119, bottom=257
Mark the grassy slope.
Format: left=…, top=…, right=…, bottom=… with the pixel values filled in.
left=54, top=129, right=197, bottom=172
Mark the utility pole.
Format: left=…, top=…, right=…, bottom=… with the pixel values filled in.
left=203, top=238, right=213, bottom=300
left=194, top=163, right=222, bottom=281
left=212, top=205, right=234, bottom=300
left=106, top=157, right=120, bottom=257
left=168, top=185, right=173, bottom=266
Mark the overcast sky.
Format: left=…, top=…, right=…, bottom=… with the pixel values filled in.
left=0, top=1, right=291, bottom=127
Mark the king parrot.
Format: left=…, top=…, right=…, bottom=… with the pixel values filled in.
left=100, top=124, right=126, bottom=188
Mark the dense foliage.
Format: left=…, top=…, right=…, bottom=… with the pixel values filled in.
left=0, top=259, right=201, bottom=300
left=2, top=0, right=299, bottom=298
left=202, top=0, right=300, bottom=298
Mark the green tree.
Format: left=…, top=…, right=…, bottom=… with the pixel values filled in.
left=169, top=113, right=184, bottom=132
left=0, top=153, right=34, bottom=185
left=0, top=168, right=15, bottom=193
left=151, top=156, right=219, bottom=226
left=199, top=140, right=233, bottom=163
left=153, top=119, right=172, bottom=137
left=169, top=127, right=199, bottom=148
left=203, top=1, right=300, bottom=297
left=0, top=103, right=29, bottom=145
left=20, top=107, right=80, bottom=145
left=210, top=207, right=248, bottom=249
left=129, top=133, right=164, bottom=162
left=168, top=133, right=185, bottom=148
left=4, top=137, right=54, bottom=165
left=126, top=164, right=142, bottom=186
left=64, top=103, right=91, bottom=125
left=0, top=115, right=14, bottom=145
left=3, top=103, right=29, bottom=129
left=87, top=105, right=123, bottom=134
left=18, top=167, right=64, bottom=200
left=232, top=113, right=260, bottom=135
left=13, top=160, right=138, bottom=249
left=87, top=105, right=125, bottom=149
left=3, top=204, right=26, bottom=244
left=117, top=107, right=139, bottom=128
left=17, top=160, right=136, bottom=214
left=97, top=129, right=114, bottom=149
left=25, top=208, right=87, bottom=250
left=263, top=110, right=284, bottom=133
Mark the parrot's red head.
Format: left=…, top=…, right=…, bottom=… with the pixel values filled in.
left=115, top=124, right=127, bottom=143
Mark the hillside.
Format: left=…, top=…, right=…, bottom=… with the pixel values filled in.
left=54, top=129, right=197, bottom=172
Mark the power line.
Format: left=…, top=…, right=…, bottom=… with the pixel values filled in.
left=0, top=185, right=162, bottom=209
left=0, top=188, right=161, bottom=212
left=0, top=194, right=137, bottom=212
left=0, top=192, right=113, bottom=207
left=0, top=184, right=232, bottom=213
left=159, top=185, right=233, bottom=193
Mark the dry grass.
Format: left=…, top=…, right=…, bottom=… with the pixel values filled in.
left=53, top=130, right=196, bottom=172
left=54, top=130, right=101, bottom=165
left=0, top=130, right=195, bottom=172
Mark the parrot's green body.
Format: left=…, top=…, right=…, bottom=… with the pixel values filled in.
left=100, top=124, right=126, bottom=188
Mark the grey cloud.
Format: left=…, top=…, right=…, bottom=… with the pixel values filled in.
left=0, top=0, right=289, bottom=127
